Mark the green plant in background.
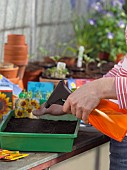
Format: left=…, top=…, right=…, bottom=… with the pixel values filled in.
left=45, top=67, right=69, bottom=79
left=28, top=54, right=35, bottom=61
left=63, top=0, right=127, bottom=63
left=56, top=42, right=68, bottom=56
left=38, top=47, right=50, bottom=57
left=62, top=16, right=96, bottom=58
left=123, top=0, right=127, bottom=14
left=88, top=0, right=127, bottom=62
left=96, top=58, right=107, bottom=68
left=83, top=54, right=95, bottom=73
left=72, top=16, right=95, bottom=53
left=49, top=55, right=61, bottom=64
left=39, top=46, right=62, bottom=63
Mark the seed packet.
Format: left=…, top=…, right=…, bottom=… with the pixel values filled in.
left=0, top=149, right=29, bottom=161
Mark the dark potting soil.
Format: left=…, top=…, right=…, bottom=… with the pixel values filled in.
left=4, top=117, right=77, bottom=134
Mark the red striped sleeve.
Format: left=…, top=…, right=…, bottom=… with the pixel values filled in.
left=117, top=67, right=127, bottom=77
left=115, top=77, right=127, bottom=108
left=104, top=56, right=127, bottom=109
left=104, top=67, right=120, bottom=77
left=104, top=60, right=122, bottom=77
left=115, top=57, right=127, bottom=108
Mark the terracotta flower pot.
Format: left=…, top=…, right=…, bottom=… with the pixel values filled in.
left=0, top=64, right=19, bottom=79
left=39, top=77, right=67, bottom=88
left=0, top=62, right=14, bottom=69
left=4, top=44, right=28, bottom=51
left=59, top=57, right=76, bottom=67
left=4, top=34, right=28, bottom=77
left=4, top=55, right=28, bottom=66
left=4, top=54, right=28, bottom=62
left=18, top=79, right=24, bottom=89
left=10, top=78, right=24, bottom=90
left=23, top=69, right=43, bottom=89
left=8, top=40, right=25, bottom=45
left=9, top=76, right=19, bottom=84
left=43, top=56, right=56, bottom=64
left=18, top=65, right=27, bottom=80
left=98, top=52, right=110, bottom=61
left=8, top=34, right=25, bottom=43
left=4, top=50, right=28, bottom=56
left=116, top=53, right=124, bottom=63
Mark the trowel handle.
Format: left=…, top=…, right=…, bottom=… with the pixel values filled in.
left=45, top=80, right=71, bottom=108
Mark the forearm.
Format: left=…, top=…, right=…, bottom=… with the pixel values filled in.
left=91, top=77, right=116, bottom=100
left=95, top=77, right=127, bottom=109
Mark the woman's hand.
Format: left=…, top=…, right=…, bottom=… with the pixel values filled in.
left=63, top=82, right=100, bottom=123
left=33, top=77, right=116, bottom=122
left=63, top=77, right=116, bottom=123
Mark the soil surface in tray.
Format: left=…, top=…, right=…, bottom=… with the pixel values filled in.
left=4, top=117, right=77, bottom=134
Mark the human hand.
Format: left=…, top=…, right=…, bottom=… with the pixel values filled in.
left=63, top=80, right=101, bottom=123
left=63, top=77, right=116, bottom=123
left=32, top=103, right=66, bottom=116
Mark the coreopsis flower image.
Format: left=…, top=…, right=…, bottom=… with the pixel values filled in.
left=14, top=91, right=42, bottom=118
left=16, top=99, right=28, bottom=108
left=25, top=107, right=33, bottom=114
left=15, top=109, right=24, bottom=118
left=30, top=99, right=40, bottom=109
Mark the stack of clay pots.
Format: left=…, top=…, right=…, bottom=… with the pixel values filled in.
left=3, top=34, right=28, bottom=88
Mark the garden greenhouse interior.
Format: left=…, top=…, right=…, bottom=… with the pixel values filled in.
left=0, top=0, right=127, bottom=170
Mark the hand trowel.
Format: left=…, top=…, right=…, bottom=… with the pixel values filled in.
left=45, top=80, right=71, bottom=108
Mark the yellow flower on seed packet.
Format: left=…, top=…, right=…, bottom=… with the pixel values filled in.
left=71, top=82, right=76, bottom=88
left=0, top=75, right=3, bottom=80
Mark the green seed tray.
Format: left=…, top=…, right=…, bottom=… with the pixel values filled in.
left=0, top=111, right=80, bottom=152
